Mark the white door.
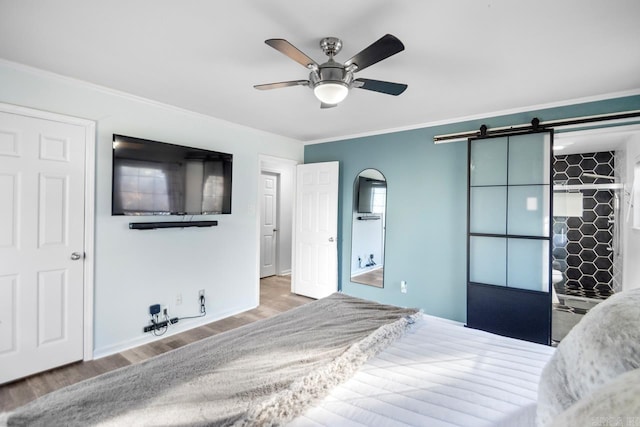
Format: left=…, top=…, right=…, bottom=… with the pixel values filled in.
left=260, top=172, right=278, bottom=278
left=293, top=161, right=339, bottom=299
left=0, top=110, right=86, bottom=384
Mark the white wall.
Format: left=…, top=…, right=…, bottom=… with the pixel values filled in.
left=623, top=133, right=640, bottom=290
left=0, top=60, right=303, bottom=357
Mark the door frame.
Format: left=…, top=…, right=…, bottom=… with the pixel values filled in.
left=256, top=155, right=299, bottom=301
left=0, top=102, right=96, bottom=360
left=554, top=124, right=640, bottom=294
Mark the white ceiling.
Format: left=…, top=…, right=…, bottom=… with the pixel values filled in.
left=0, top=0, right=639, bottom=144
left=556, top=125, right=640, bottom=155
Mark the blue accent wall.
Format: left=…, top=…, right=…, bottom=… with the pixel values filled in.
left=304, top=95, right=640, bottom=322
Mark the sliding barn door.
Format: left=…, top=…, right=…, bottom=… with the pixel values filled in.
left=467, top=131, right=553, bottom=345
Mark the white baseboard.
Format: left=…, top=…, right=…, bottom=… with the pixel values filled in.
left=91, top=303, right=258, bottom=360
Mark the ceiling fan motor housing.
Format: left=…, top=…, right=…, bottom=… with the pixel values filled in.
left=309, top=59, right=354, bottom=89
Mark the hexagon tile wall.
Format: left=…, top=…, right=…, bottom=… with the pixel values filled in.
left=553, top=151, right=615, bottom=299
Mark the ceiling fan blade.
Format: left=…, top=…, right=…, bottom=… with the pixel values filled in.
left=254, top=80, right=309, bottom=90
left=265, top=39, right=319, bottom=68
left=320, top=102, right=337, bottom=109
left=345, top=34, right=405, bottom=72
left=354, top=78, right=407, bottom=96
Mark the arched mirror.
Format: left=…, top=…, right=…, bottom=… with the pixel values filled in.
left=350, top=169, right=386, bottom=287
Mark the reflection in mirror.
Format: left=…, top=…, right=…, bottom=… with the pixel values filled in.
left=351, top=169, right=386, bottom=288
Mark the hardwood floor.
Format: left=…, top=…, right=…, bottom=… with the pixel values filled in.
left=0, top=276, right=312, bottom=412
left=351, top=267, right=384, bottom=288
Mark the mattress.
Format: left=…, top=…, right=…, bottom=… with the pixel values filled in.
left=289, top=315, right=555, bottom=427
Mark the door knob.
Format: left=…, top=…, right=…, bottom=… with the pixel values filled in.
left=328, top=237, right=334, bottom=242
left=273, top=229, right=278, bottom=232
left=70, top=252, right=83, bottom=261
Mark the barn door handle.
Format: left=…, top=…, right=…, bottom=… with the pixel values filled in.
left=70, top=252, right=83, bottom=261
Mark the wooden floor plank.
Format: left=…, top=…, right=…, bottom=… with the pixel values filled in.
left=0, top=276, right=311, bottom=412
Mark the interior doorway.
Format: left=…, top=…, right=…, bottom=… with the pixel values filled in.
left=257, top=155, right=298, bottom=300
left=551, top=124, right=640, bottom=343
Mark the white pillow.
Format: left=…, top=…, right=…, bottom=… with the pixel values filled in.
left=551, top=368, right=640, bottom=427
left=537, top=288, right=640, bottom=427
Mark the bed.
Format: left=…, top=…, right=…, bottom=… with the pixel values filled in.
left=292, top=289, right=640, bottom=427
left=2, top=289, right=639, bottom=427
left=291, top=315, right=554, bottom=427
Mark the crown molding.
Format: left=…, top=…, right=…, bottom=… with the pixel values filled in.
left=304, top=88, right=640, bottom=145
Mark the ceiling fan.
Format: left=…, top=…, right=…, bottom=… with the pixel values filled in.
left=254, top=34, right=407, bottom=108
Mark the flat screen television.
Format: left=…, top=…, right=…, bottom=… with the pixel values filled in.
left=112, top=134, right=232, bottom=215
left=357, top=176, right=386, bottom=213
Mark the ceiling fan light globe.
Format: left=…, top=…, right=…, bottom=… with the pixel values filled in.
left=314, top=82, right=349, bottom=104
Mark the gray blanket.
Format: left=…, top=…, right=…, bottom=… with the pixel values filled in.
left=3, top=293, right=418, bottom=427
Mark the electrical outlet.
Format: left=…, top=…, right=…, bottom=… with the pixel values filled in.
left=400, top=280, right=407, bottom=294
left=163, top=307, right=168, bottom=316
left=176, top=293, right=182, bottom=305
left=199, top=289, right=206, bottom=314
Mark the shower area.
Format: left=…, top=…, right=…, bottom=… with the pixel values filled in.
left=551, top=149, right=623, bottom=342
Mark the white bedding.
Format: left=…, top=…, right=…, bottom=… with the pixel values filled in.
left=290, top=315, right=555, bottom=427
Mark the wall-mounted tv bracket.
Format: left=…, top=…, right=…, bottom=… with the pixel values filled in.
left=129, top=220, right=218, bottom=230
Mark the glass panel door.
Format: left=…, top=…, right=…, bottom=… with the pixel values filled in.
left=467, top=131, right=553, bottom=345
